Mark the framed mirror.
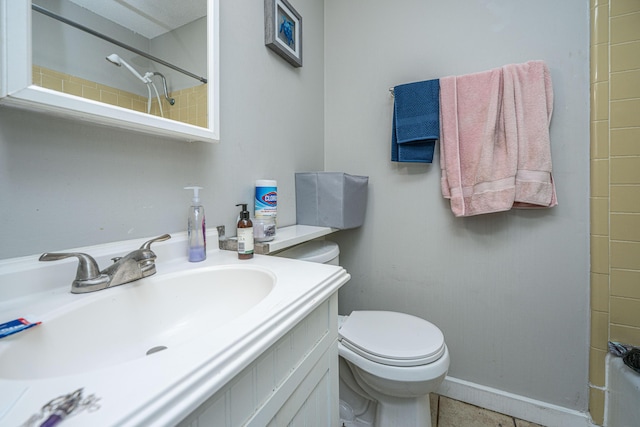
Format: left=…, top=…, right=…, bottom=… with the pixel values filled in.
left=0, top=0, right=219, bottom=143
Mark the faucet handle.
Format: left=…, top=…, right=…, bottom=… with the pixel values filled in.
left=39, top=252, right=101, bottom=278
left=39, top=252, right=110, bottom=293
left=139, top=234, right=171, bottom=250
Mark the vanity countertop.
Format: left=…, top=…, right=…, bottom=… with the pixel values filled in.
left=0, top=232, right=349, bottom=426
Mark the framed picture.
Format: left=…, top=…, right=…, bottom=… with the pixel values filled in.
left=264, top=0, right=302, bottom=67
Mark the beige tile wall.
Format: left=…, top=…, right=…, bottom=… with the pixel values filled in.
left=33, top=65, right=207, bottom=128
left=590, top=0, right=640, bottom=425
left=150, top=84, right=208, bottom=128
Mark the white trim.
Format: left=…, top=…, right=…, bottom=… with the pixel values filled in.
left=436, top=376, right=596, bottom=427
left=207, top=0, right=220, bottom=141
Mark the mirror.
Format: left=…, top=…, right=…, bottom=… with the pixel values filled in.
left=0, top=0, right=219, bottom=142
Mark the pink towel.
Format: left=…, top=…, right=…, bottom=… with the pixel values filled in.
left=503, top=61, right=557, bottom=208
left=439, top=60, right=557, bottom=217
left=440, top=66, right=517, bottom=216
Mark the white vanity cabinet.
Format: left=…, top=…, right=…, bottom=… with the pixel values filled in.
left=178, top=294, right=340, bottom=427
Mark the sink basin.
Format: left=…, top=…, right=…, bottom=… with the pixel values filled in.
left=0, top=266, right=275, bottom=380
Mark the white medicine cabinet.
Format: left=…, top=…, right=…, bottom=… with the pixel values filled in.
left=0, top=0, right=220, bottom=143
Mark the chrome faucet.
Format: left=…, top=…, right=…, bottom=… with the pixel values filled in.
left=39, top=234, right=171, bottom=294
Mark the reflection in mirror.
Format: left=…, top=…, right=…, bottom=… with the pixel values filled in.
left=31, top=0, right=208, bottom=128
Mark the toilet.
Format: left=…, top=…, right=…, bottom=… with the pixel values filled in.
left=277, top=240, right=450, bottom=427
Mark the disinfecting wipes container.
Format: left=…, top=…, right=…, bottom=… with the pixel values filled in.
left=255, top=180, right=277, bottom=220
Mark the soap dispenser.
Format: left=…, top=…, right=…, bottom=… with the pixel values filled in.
left=236, top=203, right=254, bottom=260
left=185, top=186, right=206, bottom=262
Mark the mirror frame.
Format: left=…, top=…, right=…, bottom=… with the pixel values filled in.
left=0, top=0, right=219, bottom=143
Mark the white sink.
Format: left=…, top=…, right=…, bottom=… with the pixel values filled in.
left=0, top=265, right=275, bottom=380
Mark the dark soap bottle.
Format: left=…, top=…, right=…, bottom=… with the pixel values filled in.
left=236, top=203, right=254, bottom=260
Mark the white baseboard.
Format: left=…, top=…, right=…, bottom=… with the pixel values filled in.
left=436, top=376, right=596, bottom=427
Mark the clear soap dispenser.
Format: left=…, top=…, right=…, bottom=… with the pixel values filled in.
left=185, top=186, right=206, bottom=262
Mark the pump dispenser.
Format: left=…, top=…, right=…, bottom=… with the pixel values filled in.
left=185, top=186, right=206, bottom=262
left=236, top=203, right=253, bottom=259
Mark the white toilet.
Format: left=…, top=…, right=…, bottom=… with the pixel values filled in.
left=277, top=240, right=450, bottom=427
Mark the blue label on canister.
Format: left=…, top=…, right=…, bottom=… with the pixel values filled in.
left=255, top=181, right=277, bottom=218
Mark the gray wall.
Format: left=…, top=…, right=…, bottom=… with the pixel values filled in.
left=325, top=0, right=589, bottom=412
left=0, top=0, right=324, bottom=257
left=0, top=0, right=590, bottom=416
left=150, top=17, right=207, bottom=91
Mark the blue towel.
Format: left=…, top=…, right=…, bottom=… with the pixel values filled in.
left=391, top=79, right=440, bottom=163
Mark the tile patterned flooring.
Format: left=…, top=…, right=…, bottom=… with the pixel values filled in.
left=430, top=395, right=546, bottom=427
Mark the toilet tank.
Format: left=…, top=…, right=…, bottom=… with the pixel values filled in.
left=275, top=240, right=340, bottom=265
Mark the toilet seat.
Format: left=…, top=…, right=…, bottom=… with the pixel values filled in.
left=339, top=311, right=445, bottom=367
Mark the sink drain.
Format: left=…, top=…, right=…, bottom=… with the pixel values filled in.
left=146, top=345, right=168, bottom=356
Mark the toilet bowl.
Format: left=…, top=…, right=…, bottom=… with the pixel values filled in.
left=277, top=240, right=449, bottom=427
left=338, top=311, right=449, bottom=427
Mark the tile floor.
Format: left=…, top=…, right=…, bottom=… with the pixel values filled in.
left=430, top=395, right=546, bottom=427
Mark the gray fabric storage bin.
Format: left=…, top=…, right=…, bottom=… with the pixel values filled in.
left=295, top=172, right=368, bottom=229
